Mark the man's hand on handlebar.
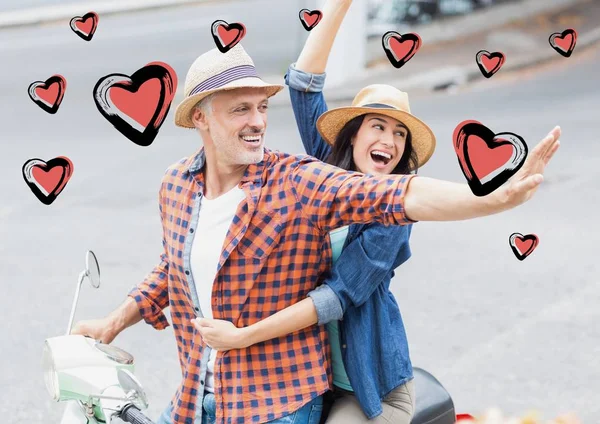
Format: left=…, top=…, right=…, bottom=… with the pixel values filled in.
left=71, top=317, right=118, bottom=344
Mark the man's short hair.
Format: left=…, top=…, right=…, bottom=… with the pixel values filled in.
left=194, top=93, right=218, bottom=116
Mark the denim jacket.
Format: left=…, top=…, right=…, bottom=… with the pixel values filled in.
left=285, top=63, right=415, bottom=419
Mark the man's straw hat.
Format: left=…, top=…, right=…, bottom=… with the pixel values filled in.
left=174, top=44, right=284, bottom=128
left=316, top=84, right=436, bottom=169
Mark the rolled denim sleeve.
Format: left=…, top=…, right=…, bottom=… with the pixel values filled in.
left=308, top=284, right=344, bottom=324
left=326, top=224, right=413, bottom=312
left=286, top=62, right=327, bottom=93
left=284, top=63, right=331, bottom=161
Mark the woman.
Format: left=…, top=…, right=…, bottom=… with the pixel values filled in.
left=194, top=0, right=436, bottom=422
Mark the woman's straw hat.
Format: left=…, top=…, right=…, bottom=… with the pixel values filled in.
left=174, top=44, right=284, bottom=128
left=316, top=84, right=436, bottom=168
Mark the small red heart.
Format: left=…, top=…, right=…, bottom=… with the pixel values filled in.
left=22, top=156, right=74, bottom=205
left=475, top=50, right=505, bottom=78
left=75, top=17, right=94, bottom=35
left=217, top=25, right=240, bottom=48
left=109, top=78, right=162, bottom=129
left=303, top=11, right=320, bottom=27
left=515, top=238, right=534, bottom=254
left=28, top=75, right=67, bottom=114
left=389, top=38, right=415, bottom=60
left=554, top=33, right=573, bottom=51
left=481, top=55, right=500, bottom=72
left=211, top=20, right=246, bottom=53
left=70, top=11, right=99, bottom=41
left=509, top=233, right=539, bottom=260
left=35, top=82, right=60, bottom=106
left=299, top=9, right=323, bottom=31
left=382, top=31, right=421, bottom=69
left=453, top=120, right=528, bottom=196
left=549, top=28, right=577, bottom=57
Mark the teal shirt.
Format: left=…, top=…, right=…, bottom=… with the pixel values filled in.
left=327, top=226, right=353, bottom=391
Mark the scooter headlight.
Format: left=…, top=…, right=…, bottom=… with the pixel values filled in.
left=42, top=341, right=59, bottom=400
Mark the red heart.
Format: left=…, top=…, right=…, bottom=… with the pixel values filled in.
left=28, top=75, right=67, bottom=114
left=35, top=82, right=60, bottom=106
left=453, top=120, right=528, bottom=196
left=467, top=135, right=515, bottom=181
left=23, top=156, right=74, bottom=205
left=303, top=11, right=320, bottom=27
left=509, top=233, right=539, bottom=260
left=32, top=166, right=64, bottom=194
left=109, top=78, right=162, bottom=129
left=389, top=37, right=416, bottom=61
left=481, top=55, right=500, bottom=73
left=93, top=62, right=178, bottom=147
left=217, top=24, right=241, bottom=48
left=554, top=33, right=573, bottom=52
left=515, top=237, right=534, bottom=255
left=70, top=12, right=98, bottom=41
left=75, top=17, right=94, bottom=35
left=549, top=28, right=577, bottom=57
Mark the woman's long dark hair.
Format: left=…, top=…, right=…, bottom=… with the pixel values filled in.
left=325, top=114, right=419, bottom=175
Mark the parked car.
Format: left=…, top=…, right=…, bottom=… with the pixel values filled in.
left=367, top=0, right=496, bottom=38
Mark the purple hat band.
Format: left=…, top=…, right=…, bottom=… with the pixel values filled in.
left=188, top=64, right=260, bottom=96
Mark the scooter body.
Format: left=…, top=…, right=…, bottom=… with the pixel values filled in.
left=43, top=251, right=152, bottom=424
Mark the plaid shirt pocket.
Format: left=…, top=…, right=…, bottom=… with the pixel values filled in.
left=237, top=210, right=283, bottom=259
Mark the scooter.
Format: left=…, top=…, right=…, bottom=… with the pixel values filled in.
left=43, top=250, right=470, bottom=424
left=43, top=250, right=154, bottom=424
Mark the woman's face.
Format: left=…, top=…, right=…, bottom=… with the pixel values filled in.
left=351, top=113, right=408, bottom=175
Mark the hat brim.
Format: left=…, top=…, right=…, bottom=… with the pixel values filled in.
left=174, top=77, right=284, bottom=128
left=316, top=106, right=437, bottom=170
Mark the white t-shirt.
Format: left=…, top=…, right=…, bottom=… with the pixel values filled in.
left=190, top=186, right=246, bottom=393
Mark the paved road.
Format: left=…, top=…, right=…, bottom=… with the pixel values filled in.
left=1, top=2, right=599, bottom=423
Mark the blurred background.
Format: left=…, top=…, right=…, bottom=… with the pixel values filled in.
left=0, top=0, right=599, bottom=423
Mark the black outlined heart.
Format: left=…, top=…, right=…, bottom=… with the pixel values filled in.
left=299, top=9, right=323, bottom=31
left=23, top=156, right=74, bottom=205
left=211, top=20, right=247, bottom=53
left=93, top=62, right=178, bottom=147
left=476, top=50, right=506, bottom=78
left=382, top=31, right=422, bottom=69
left=28, top=75, right=67, bottom=114
left=69, top=12, right=99, bottom=41
left=509, top=233, right=539, bottom=261
left=453, top=120, right=528, bottom=197
left=549, top=28, right=577, bottom=58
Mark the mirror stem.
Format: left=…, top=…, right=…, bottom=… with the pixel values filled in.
left=66, top=271, right=87, bottom=336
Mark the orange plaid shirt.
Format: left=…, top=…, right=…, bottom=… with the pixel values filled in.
left=129, top=147, right=416, bottom=423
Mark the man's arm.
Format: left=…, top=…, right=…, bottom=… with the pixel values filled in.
left=289, top=126, right=561, bottom=230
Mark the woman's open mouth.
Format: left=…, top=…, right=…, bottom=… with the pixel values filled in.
left=370, top=150, right=392, bottom=168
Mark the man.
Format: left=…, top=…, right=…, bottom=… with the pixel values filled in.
left=71, top=43, right=560, bottom=424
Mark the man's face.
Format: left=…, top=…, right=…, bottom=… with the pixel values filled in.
left=196, top=87, right=269, bottom=166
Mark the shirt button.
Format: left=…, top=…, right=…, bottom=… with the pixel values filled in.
left=342, top=344, right=347, bottom=349
left=185, top=270, right=190, bottom=275
left=190, top=228, right=194, bottom=233
left=200, top=380, right=204, bottom=385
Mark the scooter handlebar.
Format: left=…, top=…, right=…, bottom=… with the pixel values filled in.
left=119, top=404, right=156, bottom=424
